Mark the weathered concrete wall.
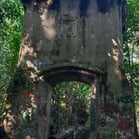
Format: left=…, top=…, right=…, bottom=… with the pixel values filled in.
left=19, top=0, right=123, bottom=69
left=19, top=0, right=124, bottom=95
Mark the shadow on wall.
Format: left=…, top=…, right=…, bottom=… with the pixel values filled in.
left=79, top=0, right=91, bottom=16
left=96, top=0, right=123, bottom=13
left=48, top=0, right=60, bottom=11
left=0, top=126, right=10, bottom=139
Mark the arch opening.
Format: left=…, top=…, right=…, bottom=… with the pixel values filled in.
left=49, top=81, right=91, bottom=139
left=40, top=66, right=104, bottom=138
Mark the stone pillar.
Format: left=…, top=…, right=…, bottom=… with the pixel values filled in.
left=90, top=77, right=102, bottom=139
left=37, top=81, right=52, bottom=139
left=90, top=82, right=97, bottom=138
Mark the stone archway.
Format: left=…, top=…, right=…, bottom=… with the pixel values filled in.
left=39, top=66, right=104, bottom=138
left=39, top=66, right=104, bottom=85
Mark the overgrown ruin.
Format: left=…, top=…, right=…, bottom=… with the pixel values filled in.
left=2, top=0, right=138, bottom=138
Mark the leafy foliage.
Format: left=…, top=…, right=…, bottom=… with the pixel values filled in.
left=123, top=0, right=139, bottom=131
left=123, top=0, right=139, bottom=86
left=0, top=0, right=23, bottom=121
left=0, top=0, right=23, bottom=91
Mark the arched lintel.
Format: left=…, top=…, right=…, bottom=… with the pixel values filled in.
left=39, top=66, right=104, bottom=85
